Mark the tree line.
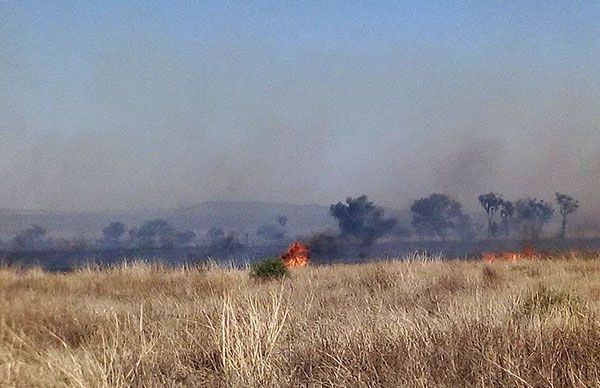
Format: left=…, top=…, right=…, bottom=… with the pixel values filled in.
left=476, top=192, right=578, bottom=240
left=317, top=192, right=580, bottom=253
left=2, top=192, right=580, bottom=254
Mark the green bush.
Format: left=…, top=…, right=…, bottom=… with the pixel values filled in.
left=250, top=257, right=289, bottom=280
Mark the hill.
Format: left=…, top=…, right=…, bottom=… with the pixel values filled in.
left=0, top=201, right=339, bottom=239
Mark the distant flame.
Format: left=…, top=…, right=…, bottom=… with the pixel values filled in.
left=281, top=242, right=310, bottom=268
left=482, top=246, right=537, bottom=264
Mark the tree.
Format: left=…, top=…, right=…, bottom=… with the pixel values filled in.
left=451, top=206, right=476, bottom=241
left=130, top=219, right=177, bottom=249
left=13, top=225, right=48, bottom=251
left=478, top=192, right=503, bottom=238
left=411, top=194, right=471, bottom=240
left=175, top=230, right=196, bottom=246
left=515, top=198, right=554, bottom=240
left=207, top=233, right=245, bottom=257
left=555, top=193, right=579, bottom=239
left=499, top=200, right=514, bottom=237
left=330, top=195, right=396, bottom=247
left=101, top=222, right=126, bottom=248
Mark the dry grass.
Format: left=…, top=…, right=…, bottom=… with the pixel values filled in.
left=1, top=256, right=600, bottom=387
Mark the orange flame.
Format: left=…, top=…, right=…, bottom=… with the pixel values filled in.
left=482, top=246, right=537, bottom=264
left=281, top=242, right=310, bottom=268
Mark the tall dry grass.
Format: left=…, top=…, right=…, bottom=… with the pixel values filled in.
left=1, top=255, right=600, bottom=387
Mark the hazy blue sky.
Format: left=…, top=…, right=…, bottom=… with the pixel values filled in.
left=1, top=1, right=599, bottom=215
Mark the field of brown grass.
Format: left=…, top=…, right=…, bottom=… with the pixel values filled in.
left=1, top=255, right=600, bottom=387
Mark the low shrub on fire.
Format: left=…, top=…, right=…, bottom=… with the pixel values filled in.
left=250, top=257, right=289, bottom=280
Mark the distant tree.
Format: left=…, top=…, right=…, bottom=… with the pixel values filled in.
left=499, top=200, right=514, bottom=237
left=175, top=230, right=196, bottom=246
left=13, top=225, right=48, bottom=251
left=207, top=227, right=225, bottom=241
left=490, top=221, right=499, bottom=237
left=69, top=237, right=90, bottom=251
left=130, top=219, right=176, bottom=249
left=478, top=192, right=503, bottom=238
left=207, top=233, right=245, bottom=257
left=451, top=206, right=476, bottom=241
left=330, top=195, right=396, bottom=247
left=555, top=193, right=579, bottom=239
left=101, top=222, right=126, bottom=248
left=515, top=198, right=554, bottom=240
left=411, top=194, right=469, bottom=240
left=391, top=222, right=411, bottom=239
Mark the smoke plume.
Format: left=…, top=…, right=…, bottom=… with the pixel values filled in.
left=1, top=2, right=599, bottom=235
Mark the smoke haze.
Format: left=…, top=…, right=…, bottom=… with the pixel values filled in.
left=1, top=2, right=599, bottom=226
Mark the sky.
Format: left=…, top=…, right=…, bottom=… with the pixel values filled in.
left=1, top=1, right=599, bottom=218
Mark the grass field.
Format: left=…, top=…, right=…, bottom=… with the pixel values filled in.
left=1, top=255, right=600, bottom=387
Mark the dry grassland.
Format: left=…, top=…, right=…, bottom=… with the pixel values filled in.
left=1, top=255, right=600, bottom=387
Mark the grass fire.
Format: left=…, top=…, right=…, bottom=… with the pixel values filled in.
left=280, top=241, right=310, bottom=268
left=482, top=246, right=537, bottom=263
left=3, top=2, right=600, bottom=387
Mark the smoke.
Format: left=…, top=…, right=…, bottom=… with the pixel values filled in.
left=431, top=137, right=503, bottom=201
left=1, top=2, right=600, bottom=232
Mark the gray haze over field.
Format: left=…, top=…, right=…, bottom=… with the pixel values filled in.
left=1, top=2, right=599, bottom=229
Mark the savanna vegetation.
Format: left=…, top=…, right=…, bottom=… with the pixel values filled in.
left=1, top=254, right=600, bottom=387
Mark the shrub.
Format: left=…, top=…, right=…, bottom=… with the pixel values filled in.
left=250, top=257, right=289, bottom=280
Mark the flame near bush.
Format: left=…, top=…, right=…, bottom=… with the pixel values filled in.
left=280, top=242, right=310, bottom=268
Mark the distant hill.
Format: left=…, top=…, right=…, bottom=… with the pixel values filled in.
left=0, top=210, right=152, bottom=239
left=164, top=201, right=336, bottom=238
left=0, top=201, right=339, bottom=240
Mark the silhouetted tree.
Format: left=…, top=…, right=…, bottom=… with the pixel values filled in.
left=330, top=195, right=396, bottom=247
left=478, top=192, right=502, bottom=238
left=55, top=237, right=90, bottom=251
left=207, top=233, right=245, bottom=257
left=13, top=225, right=48, bottom=251
left=175, top=230, right=196, bottom=246
left=515, top=198, right=554, bottom=240
left=391, top=223, right=411, bottom=239
left=451, top=208, right=476, bottom=241
left=100, top=221, right=126, bottom=248
left=490, top=221, right=499, bottom=237
left=555, top=192, right=579, bottom=239
left=130, top=219, right=177, bottom=249
left=499, top=200, right=514, bottom=237
left=411, top=194, right=474, bottom=240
